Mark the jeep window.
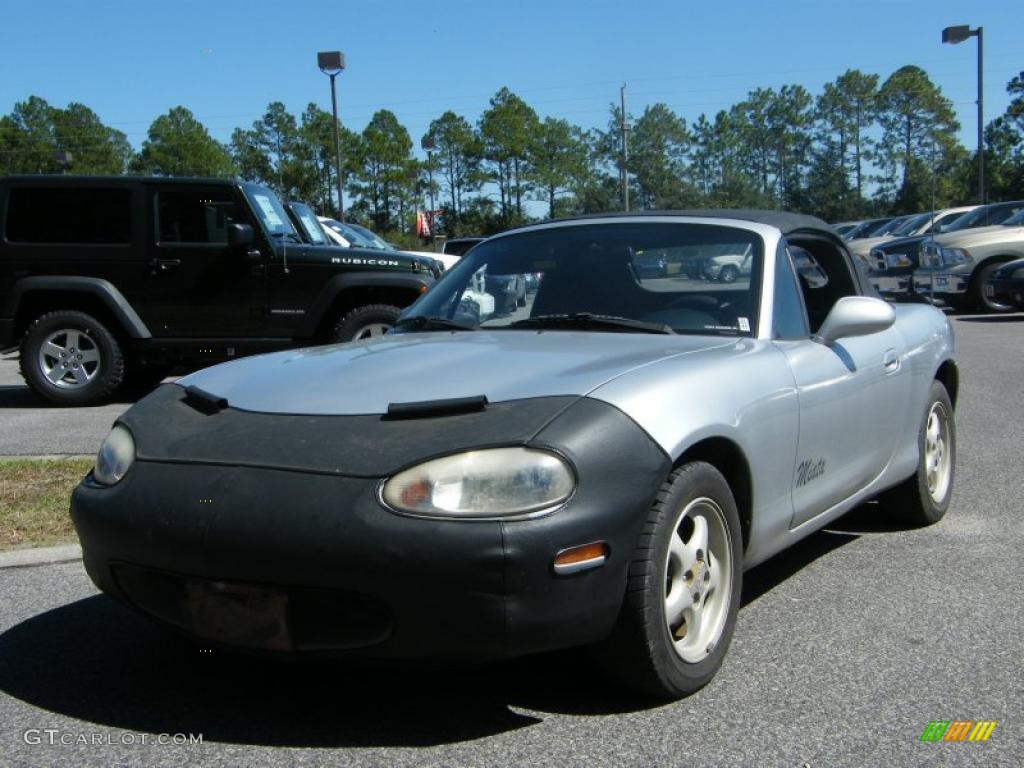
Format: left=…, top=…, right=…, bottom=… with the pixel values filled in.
left=156, top=188, right=241, bottom=244
left=243, top=185, right=297, bottom=237
left=290, top=202, right=328, bottom=245
left=5, top=187, right=131, bottom=244
left=401, top=222, right=763, bottom=337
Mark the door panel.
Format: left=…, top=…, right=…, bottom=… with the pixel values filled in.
left=778, top=326, right=910, bottom=528
left=139, top=185, right=269, bottom=338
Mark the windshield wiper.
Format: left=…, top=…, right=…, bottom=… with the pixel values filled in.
left=272, top=232, right=303, bottom=244
left=393, top=315, right=476, bottom=332
left=507, top=313, right=676, bottom=335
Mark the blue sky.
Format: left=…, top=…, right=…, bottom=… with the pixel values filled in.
left=1, top=0, right=1021, bottom=161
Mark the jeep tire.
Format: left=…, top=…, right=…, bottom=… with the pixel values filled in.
left=330, top=304, right=401, bottom=343
left=20, top=310, right=125, bottom=405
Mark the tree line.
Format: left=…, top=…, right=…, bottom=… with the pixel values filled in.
left=2, top=64, right=1022, bottom=243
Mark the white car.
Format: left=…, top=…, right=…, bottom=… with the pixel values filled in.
left=703, top=244, right=753, bottom=283
left=317, top=217, right=460, bottom=271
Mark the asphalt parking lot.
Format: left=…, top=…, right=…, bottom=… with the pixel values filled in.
left=0, top=313, right=1022, bottom=767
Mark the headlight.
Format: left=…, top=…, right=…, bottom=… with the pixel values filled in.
left=885, top=253, right=913, bottom=268
left=920, top=244, right=972, bottom=267
left=93, top=425, right=136, bottom=486
left=381, top=447, right=575, bottom=519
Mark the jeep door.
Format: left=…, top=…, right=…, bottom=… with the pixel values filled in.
left=142, top=184, right=269, bottom=337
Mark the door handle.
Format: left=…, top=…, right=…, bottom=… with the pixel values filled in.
left=883, top=349, right=900, bottom=373
left=149, top=258, right=181, bottom=273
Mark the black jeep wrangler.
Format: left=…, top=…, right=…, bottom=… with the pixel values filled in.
left=0, top=176, right=437, bottom=405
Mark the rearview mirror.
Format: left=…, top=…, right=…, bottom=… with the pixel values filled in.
left=227, top=223, right=255, bottom=248
left=815, top=296, right=895, bottom=346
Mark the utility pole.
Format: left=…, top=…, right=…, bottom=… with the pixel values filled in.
left=976, top=27, right=984, bottom=204
left=620, top=83, right=630, bottom=212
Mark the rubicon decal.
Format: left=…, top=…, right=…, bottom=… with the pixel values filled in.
left=920, top=720, right=997, bottom=742
left=795, top=458, right=826, bottom=487
left=331, top=257, right=400, bottom=267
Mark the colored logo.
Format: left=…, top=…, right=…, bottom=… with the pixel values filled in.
left=920, top=721, right=997, bottom=742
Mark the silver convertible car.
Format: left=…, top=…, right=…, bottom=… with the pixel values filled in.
left=72, top=211, right=957, bottom=699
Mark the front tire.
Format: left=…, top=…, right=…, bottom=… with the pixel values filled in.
left=719, top=265, right=739, bottom=283
left=330, top=304, right=401, bottom=343
left=592, top=462, right=743, bottom=699
left=973, top=261, right=1014, bottom=313
left=19, top=310, right=125, bottom=405
left=881, top=380, right=955, bottom=525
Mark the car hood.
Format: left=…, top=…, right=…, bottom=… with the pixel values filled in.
left=933, top=225, right=1024, bottom=249
left=874, top=234, right=928, bottom=254
left=177, top=331, right=734, bottom=416
left=849, top=234, right=899, bottom=255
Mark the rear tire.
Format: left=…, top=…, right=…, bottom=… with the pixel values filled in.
left=720, top=265, right=739, bottom=283
left=19, top=310, right=124, bottom=405
left=329, top=304, right=401, bottom=343
left=591, top=462, right=742, bottom=699
left=880, top=380, right=955, bottom=525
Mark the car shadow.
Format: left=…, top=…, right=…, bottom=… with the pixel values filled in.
left=954, top=314, right=1024, bottom=323
left=0, top=512, right=872, bottom=747
left=0, top=383, right=153, bottom=409
left=0, top=594, right=660, bottom=747
left=740, top=527, right=859, bottom=607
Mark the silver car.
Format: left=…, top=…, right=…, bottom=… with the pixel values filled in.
left=72, top=211, right=958, bottom=700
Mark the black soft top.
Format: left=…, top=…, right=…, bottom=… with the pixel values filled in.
left=519, top=209, right=837, bottom=238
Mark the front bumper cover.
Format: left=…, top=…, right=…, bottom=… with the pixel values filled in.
left=72, top=394, right=670, bottom=660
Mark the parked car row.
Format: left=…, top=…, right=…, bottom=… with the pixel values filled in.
left=833, top=201, right=1024, bottom=312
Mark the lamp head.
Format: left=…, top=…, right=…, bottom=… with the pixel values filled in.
left=941, top=25, right=973, bottom=44
left=318, top=51, right=346, bottom=73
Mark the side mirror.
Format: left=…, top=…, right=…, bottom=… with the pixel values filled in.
left=227, top=223, right=255, bottom=248
left=815, top=296, right=895, bottom=346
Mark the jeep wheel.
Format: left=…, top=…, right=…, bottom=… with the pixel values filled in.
left=330, top=304, right=401, bottom=343
left=592, top=462, right=742, bottom=699
left=20, top=311, right=125, bottom=405
left=719, top=265, right=739, bottom=283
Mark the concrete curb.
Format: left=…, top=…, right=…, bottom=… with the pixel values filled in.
left=0, top=544, right=82, bottom=569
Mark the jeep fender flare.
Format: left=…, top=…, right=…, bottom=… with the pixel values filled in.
left=296, top=271, right=432, bottom=338
left=5, top=276, right=151, bottom=338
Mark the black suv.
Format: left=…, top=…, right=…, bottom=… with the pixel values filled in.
left=0, top=176, right=437, bottom=405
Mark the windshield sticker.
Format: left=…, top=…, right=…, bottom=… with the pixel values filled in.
left=253, top=195, right=284, bottom=227
left=738, top=317, right=750, bottom=332
left=300, top=214, right=321, bottom=238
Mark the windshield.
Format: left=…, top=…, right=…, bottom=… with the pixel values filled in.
left=399, top=222, right=763, bottom=337
left=1000, top=208, right=1024, bottom=226
left=289, top=202, right=327, bottom=244
left=892, top=213, right=933, bottom=236
left=243, top=185, right=298, bottom=237
left=347, top=223, right=393, bottom=250
left=949, top=202, right=1024, bottom=231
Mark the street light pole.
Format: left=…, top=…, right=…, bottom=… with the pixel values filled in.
left=620, top=83, right=630, bottom=212
left=942, top=25, right=984, bottom=204
left=318, top=51, right=347, bottom=221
